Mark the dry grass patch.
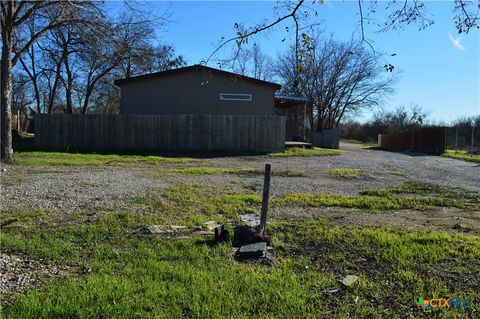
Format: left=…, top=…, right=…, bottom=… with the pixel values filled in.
left=323, top=168, right=368, bottom=178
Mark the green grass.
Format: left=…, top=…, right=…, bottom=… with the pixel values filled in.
left=128, top=182, right=480, bottom=227
left=273, top=181, right=480, bottom=211
left=389, top=171, right=406, bottom=177
left=269, top=147, right=344, bottom=157
left=0, top=175, right=26, bottom=186
left=130, top=184, right=260, bottom=226
left=169, top=167, right=256, bottom=175
left=12, top=151, right=196, bottom=166
left=360, top=144, right=377, bottom=149
left=3, top=138, right=478, bottom=317
left=10, top=136, right=197, bottom=166
left=10, top=135, right=341, bottom=165
left=1, top=181, right=479, bottom=317
left=340, top=139, right=364, bottom=144
left=1, top=211, right=478, bottom=318
left=323, top=168, right=367, bottom=178
left=441, top=149, right=480, bottom=163
left=10, top=136, right=340, bottom=166
left=388, top=180, right=480, bottom=202
left=272, top=220, right=480, bottom=317
left=199, top=180, right=479, bottom=212
left=167, top=167, right=305, bottom=177
left=275, top=191, right=478, bottom=211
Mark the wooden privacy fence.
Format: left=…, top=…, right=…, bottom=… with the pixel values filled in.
left=378, top=127, right=446, bottom=155
left=35, top=114, right=286, bottom=153
left=314, top=128, right=340, bottom=149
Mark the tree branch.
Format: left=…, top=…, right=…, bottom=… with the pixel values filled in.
left=205, top=0, right=305, bottom=64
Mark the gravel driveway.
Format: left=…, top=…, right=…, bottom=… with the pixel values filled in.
left=1, top=143, right=479, bottom=294
left=1, top=142, right=479, bottom=215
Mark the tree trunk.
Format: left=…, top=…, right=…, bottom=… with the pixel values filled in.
left=1, top=36, right=13, bottom=162
left=316, top=115, right=324, bottom=133
left=19, top=50, right=42, bottom=113
left=82, top=65, right=117, bottom=113
left=126, top=53, right=131, bottom=78
left=47, top=60, right=63, bottom=113
left=65, top=79, right=74, bottom=113
left=82, top=89, right=93, bottom=114
left=63, top=46, right=74, bottom=114
left=29, top=47, right=41, bottom=113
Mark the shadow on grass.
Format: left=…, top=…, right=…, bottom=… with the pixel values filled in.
left=371, top=147, right=480, bottom=161
left=365, top=146, right=436, bottom=157
left=13, top=136, right=269, bottom=159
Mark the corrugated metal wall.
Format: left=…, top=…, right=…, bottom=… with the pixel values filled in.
left=35, top=114, right=286, bottom=153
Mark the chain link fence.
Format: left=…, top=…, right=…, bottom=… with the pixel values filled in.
left=445, top=125, right=479, bottom=154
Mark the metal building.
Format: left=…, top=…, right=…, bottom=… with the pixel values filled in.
left=114, top=65, right=281, bottom=116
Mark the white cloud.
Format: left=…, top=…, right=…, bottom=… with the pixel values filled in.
left=448, top=32, right=465, bottom=50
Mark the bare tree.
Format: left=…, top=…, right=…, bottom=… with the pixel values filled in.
left=375, top=104, right=430, bottom=134
left=116, top=17, right=157, bottom=78
left=1, top=1, right=173, bottom=160
left=232, top=44, right=275, bottom=81
left=145, top=45, right=186, bottom=72
left=76, top=18, right=185, bottom=113
left=39, top=32, right=65, bottom=114
left=54, top=24, right=83, bottom=113
left=83, top=43, right=185, bottom=115
left=123, top=43, right=186, bottom=77
left=11, top=72, right=33, bottom=115
left=278, top=36, right=396, bottom=134
left=17, top=19, right=43, bottom=114
left=17, top=21, right=69, bottom=114
left=113, top=15, right=183, bottom=79
left=1, top=0, right=102, bottom=162
left=75, top=21, right=124, bottom=113
left=206, top=0, right=307, bottom=68
left=89, top=77, right=121, bottom=114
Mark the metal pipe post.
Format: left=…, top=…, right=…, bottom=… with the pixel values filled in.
left=259, top=163, right=271, bottom=237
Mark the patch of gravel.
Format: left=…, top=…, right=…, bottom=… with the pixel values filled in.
left=204, top=142, right=480, bottom=193
left=0, top=251, right=69, bottom=295
left=1, top=143, right=478, bottom=215
left=0, top=166, right=171, bottom=214
left=172, top=143, right=480, bottom=195
left=170, top=172, right=402, bottom=197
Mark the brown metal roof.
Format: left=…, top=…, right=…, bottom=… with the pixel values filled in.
left=114, top=64, right=282, bottom=89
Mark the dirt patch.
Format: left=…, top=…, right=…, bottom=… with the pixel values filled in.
left=273, top=206, right=480, bottom=235
left=0, top=251, right=69, bottom=295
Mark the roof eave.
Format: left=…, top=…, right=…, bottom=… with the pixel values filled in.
left=114, top=65, right=281, bottom=89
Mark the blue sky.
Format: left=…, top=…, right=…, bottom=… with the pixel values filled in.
left=144, top=0, right=479, bottom=124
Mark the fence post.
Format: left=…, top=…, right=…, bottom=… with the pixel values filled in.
left=258, top=163, right=271, bottom=237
